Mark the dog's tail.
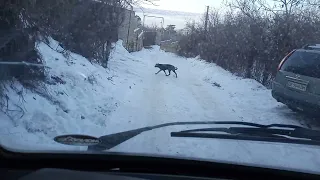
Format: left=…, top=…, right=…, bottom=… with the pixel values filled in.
left=175, top=67, right=178, bottom=70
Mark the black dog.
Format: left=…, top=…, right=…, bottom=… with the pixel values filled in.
left=155, top=63, right=178, bottom=78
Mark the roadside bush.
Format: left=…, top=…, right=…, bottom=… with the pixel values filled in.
left=0, top=1, right=45, bottom=115
left=23, top=0, right=125, bottom=65
left=177, top=0, right=320, bottom=87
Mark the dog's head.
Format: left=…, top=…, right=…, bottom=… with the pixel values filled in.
left=155, top=63, right=159, bottom=68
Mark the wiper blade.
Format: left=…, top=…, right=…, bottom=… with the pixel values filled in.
left=178, top=127, right=320, bottom=140
left=171, top=127, right=320, bottom=146
left=87, top=121, right=317, bottom=151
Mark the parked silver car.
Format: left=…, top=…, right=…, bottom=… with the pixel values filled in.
left=272, top=44, right=320, bottom=115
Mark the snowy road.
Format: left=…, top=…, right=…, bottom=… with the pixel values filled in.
left=108, top=48, right=238, bottom=132
left=105, top=46, right=320, bottom=134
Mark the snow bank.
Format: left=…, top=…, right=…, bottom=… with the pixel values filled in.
left=0, top=38, right=143, bottom=151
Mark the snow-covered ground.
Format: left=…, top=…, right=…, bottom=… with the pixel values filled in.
left=1, top=38, right=320, bottom=173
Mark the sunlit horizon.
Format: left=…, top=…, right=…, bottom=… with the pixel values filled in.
left=141, top=0, right=224, bottom=14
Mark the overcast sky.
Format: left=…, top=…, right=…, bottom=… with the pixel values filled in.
left=142, top=0, right=225, bottom=13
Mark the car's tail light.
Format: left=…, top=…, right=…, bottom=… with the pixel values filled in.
left=277, top=49, right=296, bottom=71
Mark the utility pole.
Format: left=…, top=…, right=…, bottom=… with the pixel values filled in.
left=123, top=1, right=133, bottom=51
left=204, top=6, right=209, bottom=32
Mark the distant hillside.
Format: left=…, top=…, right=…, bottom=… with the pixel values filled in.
left=133, top=7, right=201, bottom=17
left=133, top=7, right=202, bottom=29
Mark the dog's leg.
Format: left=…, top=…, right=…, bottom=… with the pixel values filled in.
left=155, top=69, right=161, bottom=74
left=166, top=70, right=171, bottom=76
left=173, top=70, right=177, bottom=78
left=162, top=70, right=168, bottom=76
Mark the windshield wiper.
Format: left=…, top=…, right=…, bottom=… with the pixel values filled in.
left=87, top=121, right=320, bottom=152
left=171, top=126, right=320, bottom=146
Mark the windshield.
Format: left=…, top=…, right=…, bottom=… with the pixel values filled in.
left=1, top=0, right=320, bottom=175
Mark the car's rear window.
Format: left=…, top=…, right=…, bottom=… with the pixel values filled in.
left=281, top=50, right=320, bottom=78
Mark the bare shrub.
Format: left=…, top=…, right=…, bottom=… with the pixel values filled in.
left=177, top=1, right=320, bottom=87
